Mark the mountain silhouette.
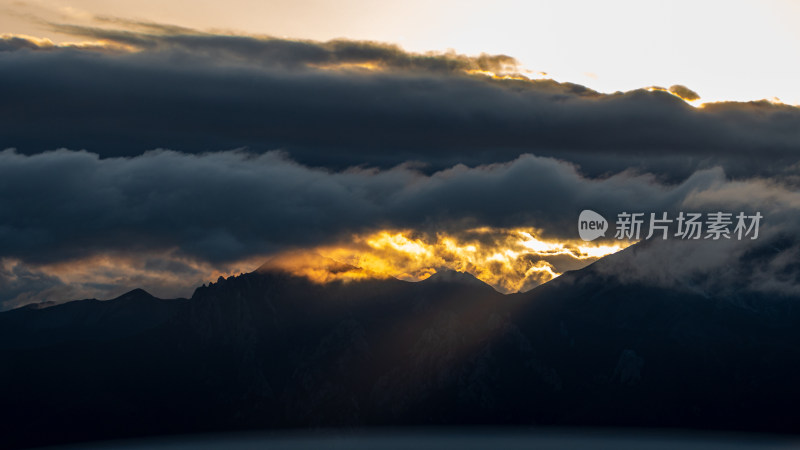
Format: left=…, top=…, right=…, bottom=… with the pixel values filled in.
left=2, top=247, right=800, bottom=448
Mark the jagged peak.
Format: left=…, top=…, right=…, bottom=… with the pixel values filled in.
left=110, top=288, right=156, bottom=302
left=422, top=268, right=492, bottom=288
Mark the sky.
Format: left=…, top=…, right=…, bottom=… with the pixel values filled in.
left=0, top=1, right=799, bottom=308
left=3, top=0, right=800, bottom=104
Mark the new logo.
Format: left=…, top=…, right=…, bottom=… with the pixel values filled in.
left=578, top=209, right=608, bottom=241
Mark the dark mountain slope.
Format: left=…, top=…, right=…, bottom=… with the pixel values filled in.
left=1, top=247, right=800, bottom=448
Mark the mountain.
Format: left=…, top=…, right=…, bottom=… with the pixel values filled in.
left=2, top=246, right=800, bottom=448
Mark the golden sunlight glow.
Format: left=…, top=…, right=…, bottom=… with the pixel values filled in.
left=464, top=69, right=531, bottom=81
left=312, top=63, right=530, bottom=80
left=0, top=33, right=136, bottom=52
left=644, top=86, right=703, bottom=107
left=266, top=228, right=631, bottom=293
left=1, top=229, right=631, bottom=307
left=310, top=61, right=384, bottom=72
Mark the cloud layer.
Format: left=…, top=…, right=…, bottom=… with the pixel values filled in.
left=1, top=147, right=798, bottom=307
left=1, top=21, right=799, bottom=307
left=0, top=148, right=752, bottom=264
left=1, top=26, right=799, bottom=179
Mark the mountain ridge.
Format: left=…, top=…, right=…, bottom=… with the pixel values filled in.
left=3, top=243, right=800, bottom=449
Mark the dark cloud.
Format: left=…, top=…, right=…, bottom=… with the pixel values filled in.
left=0, top=28, right=798, bottom=179
left=0, top=260, right=64, bottom=308
left=0, top=147, right=794, bottom=261
left=668, top=84, right=700, bottom=101
left=49, top=21, right=521, bottom=74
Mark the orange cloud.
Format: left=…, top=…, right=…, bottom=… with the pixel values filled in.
left=267, top=228, right=631, bottom=293
left=2, top=228, right=630, bottom=309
